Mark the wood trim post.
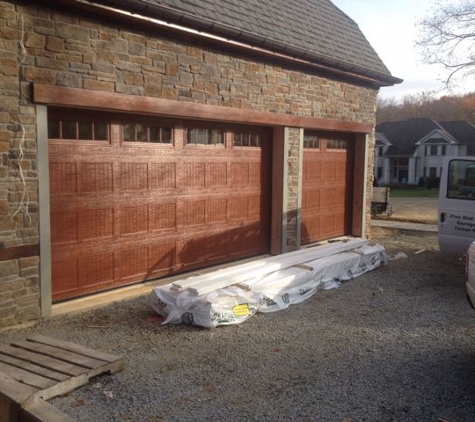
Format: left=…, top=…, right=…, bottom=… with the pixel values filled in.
left=37, top=105, right=52, bottom=318
left=352, top=133, right=369, bottom=237
left=296, top=128, right=304, bottom=248
left=281, top=128, right=291, bottom=253
left=271, top=127, right=284, bottom=255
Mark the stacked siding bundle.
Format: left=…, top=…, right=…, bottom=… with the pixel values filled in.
left=151, top=239, right=388, bottom=328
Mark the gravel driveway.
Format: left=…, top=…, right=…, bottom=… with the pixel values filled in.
left=2, top=227, right=475, bottom=422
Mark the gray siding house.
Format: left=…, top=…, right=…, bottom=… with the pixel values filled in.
left=375, top=118, right=475, bottom=185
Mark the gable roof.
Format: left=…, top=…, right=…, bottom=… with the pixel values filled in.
left=376, top=118, right=475, bottom=156
left=376, top=118, right=443, bottom=156
left=88, top=0, right=401, bottom=86
left=439, top=121, right=475, bottom=155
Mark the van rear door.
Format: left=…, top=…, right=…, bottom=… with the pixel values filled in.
left=438, top=156, right=475, bottom=254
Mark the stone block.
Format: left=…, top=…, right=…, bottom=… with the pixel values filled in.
left=19, top=256, right=39, bottom=269
left=0, top=315, right=16, bottom=328
left=0, top=26, right=19, bottom=40
left=112, top=38, right=127, bottom=52
left=0, top=58, right=18, bottom=76
left=0, top=291, right=11, bottom=302
left=11, top=287, right=27, bottom=299
left=25, top=66, right=57, bottom=84
left=179, top=71, right=193, bottom=86
left=0, top=260, right=19, bottom=278
left=166, top=63, right=179, bottom=77
left=20, top=266, right=38, bottom=277
left=0, top=305, right=16, bottom=319
left=25, top=276, right=39, bottom=287
left=16, top=305, right=40, bottom=323
left=124, top=71, right=143, bottom=86
left=25, top=31, right=45, bottom=49
left=83, top=78, right=114, bottom=92
left=56, top=22, right=89, bottom=43
left=15, top=293, right=38, bottom=306
left=0, top=279, right=23, bottom=293
left=116, top=83, right=144, bottom=96
left=128, top=41, right=145, bottom=56
left=57, top=71, right=82, bottom=88
left=45, top=36, right=64, bottom=54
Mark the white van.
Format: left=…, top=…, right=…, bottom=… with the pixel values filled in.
left=438, top=156, right=475, bottom=254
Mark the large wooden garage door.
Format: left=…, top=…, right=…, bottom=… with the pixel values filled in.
left=301, top=131, right=354, bottom=244
left=48, top=110, right=271, bottom=301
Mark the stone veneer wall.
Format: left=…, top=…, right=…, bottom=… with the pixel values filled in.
left=0, top=0, right=377, bottom=327
left=285, top=128, right=302, bottom=252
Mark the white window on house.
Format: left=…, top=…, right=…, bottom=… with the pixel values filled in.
left=392, top=158, right=409, bottom=183
left=426, top=145, right=438, bottom=156
left=377, top=147, right=383, bottom=157
left=441, top=145, right=447, bottom=155
left=303, top=131, right=320, bottom=149
left=429, top=167, right=437, bottom=178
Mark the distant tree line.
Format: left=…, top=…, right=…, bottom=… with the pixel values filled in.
left=376, top=91, right=475, bottom=124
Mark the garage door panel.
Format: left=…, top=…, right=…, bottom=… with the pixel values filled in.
left=120, top=206, right=148, bottom=235
left=149, top=243, right=177, bottom=274
left=302, top=133, right=353, bottom=244
left=51, top=212, right=78, bottom=244
left=149, top=203, right=177, bottom=231
left=50, top=163, right=78, bottom=194
left=50, top=114, right=271, bottom=300
left=205, top=163, right=227, bottom=187
left=319, top=214, right=335, bottom=236
left=178, top=238, right=206, bottom=268
left=52, top=259, right=78, bottom=299
left=181, top=163, right=205, bottom=188
left=149, top=163, right=176, bottom=189
left=120, top=163, right=148, bottom=191
left=180, top=200, right=206, bottom=226
left=304, top=189, right=320, bottom=210
left=205, top=233, right=228, bottom=261
left=80, top=163, right=114, bottom=193
left=227, top=197, right=249, bottom=221
left=206, top=199, right=227, bottom=224
left=231, top=163, right=250, bottom=186
left=78, top=208, right=114, bottom=241
left=115, top=247, right=149, bottom=280
left=322, top=162, right=336, bottom=179
left=78, top=253, right=114, bottom=287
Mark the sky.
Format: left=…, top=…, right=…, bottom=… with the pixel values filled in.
left=331, top=0, right=475, bottom=101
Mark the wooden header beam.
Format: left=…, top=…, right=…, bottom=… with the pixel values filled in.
left=32, top=84, right=372, bottom=133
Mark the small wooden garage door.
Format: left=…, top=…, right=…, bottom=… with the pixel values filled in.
left=301, top=131, right=354, bottom=244
left=48, top=110, right=271, bottom=301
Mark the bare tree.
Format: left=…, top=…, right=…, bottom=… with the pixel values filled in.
left=418, top=0, right=475, bottom=89
left=376, top=91, right=475, bottom=123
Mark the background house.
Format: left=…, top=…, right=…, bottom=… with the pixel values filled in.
left=375, top=118, right=475, bottom=186
left=0, top=0, right=400, bottom=328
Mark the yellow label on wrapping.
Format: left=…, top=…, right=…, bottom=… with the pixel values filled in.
left=233, top=303, right=251, bottom=317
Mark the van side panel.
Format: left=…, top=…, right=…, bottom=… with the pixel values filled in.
left=467, top=241, right=475, bottom=308
left=438, top=156, right=475, bottom=254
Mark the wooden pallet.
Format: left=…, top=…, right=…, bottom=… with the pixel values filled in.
left=0, top=335, right=124, bottom=422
